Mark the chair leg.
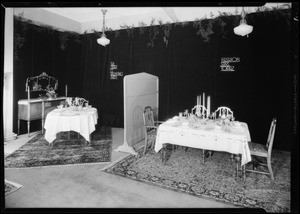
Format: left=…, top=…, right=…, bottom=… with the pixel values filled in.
left=267, top=157, right=274, bottom=180
left=143, top=136, right=148, bottom=155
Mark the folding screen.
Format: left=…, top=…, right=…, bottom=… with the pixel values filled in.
left=116, top=72, right=159, bottom=155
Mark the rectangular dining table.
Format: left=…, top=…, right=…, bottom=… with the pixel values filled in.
left=154, top=116, right=251, bottom=180
left=44, top=106, right=98, bottom=146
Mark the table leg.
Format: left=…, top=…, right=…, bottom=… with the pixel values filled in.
left=230, top=154, right=234, bottom=162
left=18, top=119, right=20, bottom=135
left=41, top=118, right=44, bottom=134
left=235, top=154, right=241, bottom=179
left=160, top=144, right=172, bottom=164
left=27, top=121, right=30, bottom=137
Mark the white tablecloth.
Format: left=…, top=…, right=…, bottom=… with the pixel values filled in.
left=44, top=106, right=98, bottom=144
left=154, top=116, right=252, bottom=166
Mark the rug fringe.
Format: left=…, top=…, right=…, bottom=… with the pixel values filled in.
left=5, top=161, right=112, bottom=170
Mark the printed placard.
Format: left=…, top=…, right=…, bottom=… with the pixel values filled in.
left=220, top=57, right=240, bottom=72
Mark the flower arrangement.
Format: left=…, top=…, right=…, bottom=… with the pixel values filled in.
left=66, top=97, right=88, bottom=107
left=45, top=86, right=57, bottom=99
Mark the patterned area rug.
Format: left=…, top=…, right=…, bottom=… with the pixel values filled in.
left=5, top=180, right=23, bottom=196
left=5, top=126, right=112, bottom=168
left=104, top=146, right=290, bottom=212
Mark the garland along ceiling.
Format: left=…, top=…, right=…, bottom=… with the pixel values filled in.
left=13, top=3, right=290, bottom=34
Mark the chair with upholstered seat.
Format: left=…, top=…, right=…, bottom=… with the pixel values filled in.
left=191, top=105, right=208, bottom=118
left=142, top=106, right=163, bottom=155
left=245, top=118, right=277, bottom=180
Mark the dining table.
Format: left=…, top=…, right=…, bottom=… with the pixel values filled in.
left=44, top=106, right=98, bottom=146
left=154, top=115, right=251, bottom=180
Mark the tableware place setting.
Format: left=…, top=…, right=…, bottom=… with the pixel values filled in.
left=51, top=97, right=93, bottom=116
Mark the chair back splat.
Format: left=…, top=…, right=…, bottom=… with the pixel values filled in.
left=143, top=106, right=155, bottom=127
left=214, top=106, right=234, bottom=119
left=191, top=105, right=207, bottom=118
left=142, top=106, right=163, bottom=156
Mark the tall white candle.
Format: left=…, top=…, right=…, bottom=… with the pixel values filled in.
left=207, top=96, right=211, bottom=117
left=202, top=93, right=205, bottom=115
left=199, top=95, right=201, bottom=106
left=197, top=96, right=199, bottom=105
left=65, top=84, right=68, bottom=97
left=27, top=85, right=30, bottom=99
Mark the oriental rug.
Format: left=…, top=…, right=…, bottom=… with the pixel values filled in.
left=5, top=180, right=23, bottom=196
left=103, top=146, right=290, bottom=212
left=5, top=126, right=112, bottom=168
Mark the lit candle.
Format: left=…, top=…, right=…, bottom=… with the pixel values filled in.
left=65, top=84, right=68, bottom=97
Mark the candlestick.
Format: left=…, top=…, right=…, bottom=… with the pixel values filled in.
left=202, top=93, right=205, bottom=114
left=27, top=85, right=30, bottom=99
left=207, top=96, right=211, bottom=118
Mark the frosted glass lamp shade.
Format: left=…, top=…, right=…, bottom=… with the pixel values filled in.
left=97, top=34, right=110, bottom=46
left=234, top=18, right=253, bottom=37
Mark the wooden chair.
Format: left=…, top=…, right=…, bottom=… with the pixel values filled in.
left=245, top=118, right=277, bottom=180
left=214, top=106, right=234, bottom=119
left=142, top=106, right=163, bottom=155
left=191, top=105, right=208, bottom=118
left=203, top=106, right=234, bottom=163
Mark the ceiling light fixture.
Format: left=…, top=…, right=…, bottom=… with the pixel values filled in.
left=97, top=9, right=110, bottom=46
left=234, top=7, right=253, bottom=37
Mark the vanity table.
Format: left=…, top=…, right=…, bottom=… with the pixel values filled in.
left=18, top=97, right=66, bottom=137
left=17, top=72, right=66, bottom=137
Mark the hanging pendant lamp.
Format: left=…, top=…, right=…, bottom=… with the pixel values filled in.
left=97, top=9, right=110, bottom=46
left=234, top=7, right=253, bottom=37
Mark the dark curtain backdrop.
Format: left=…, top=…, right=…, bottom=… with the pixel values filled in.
left=13, top=19, right=82, bottom=134
left=13, top=9, right=294, bottom=151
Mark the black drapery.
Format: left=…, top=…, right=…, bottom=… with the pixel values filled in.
left=13, top=19, right=82, bottom=134
left=13, top=9, right=294, bottom=151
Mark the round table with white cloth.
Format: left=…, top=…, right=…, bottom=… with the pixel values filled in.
left=44, top=106, right=98, bottom=145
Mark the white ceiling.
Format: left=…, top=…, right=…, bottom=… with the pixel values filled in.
left=13, top=3, right=290, bottom=34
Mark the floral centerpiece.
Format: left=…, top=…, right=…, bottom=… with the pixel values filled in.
left=65, top=97, right=88, bottom=109
left=45, top=86, right=57, bottom=99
